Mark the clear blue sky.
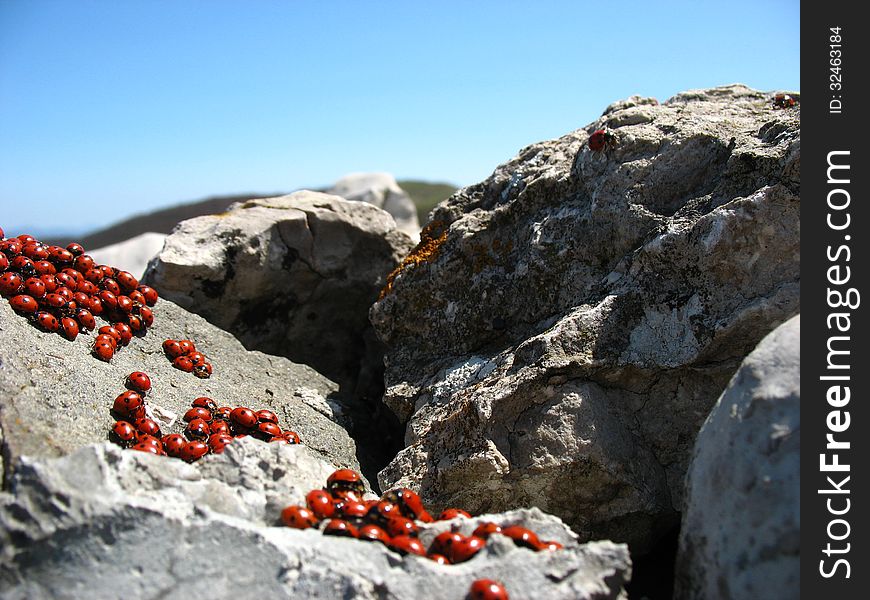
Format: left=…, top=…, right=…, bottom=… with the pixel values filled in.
left=1, top=0, right=799, bottom=238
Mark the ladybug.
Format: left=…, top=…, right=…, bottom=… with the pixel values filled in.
left=74, top=254, right=95, bottom=273
left=193, top=362, right=212, bottom=379
left=137, top=284, right=158, bottom=306
left=173, top=356, right=194, bottom=373
left=10, top=294, right=38, bottom=314
left=448, top=534, right=485, bottom=563
left=22, top=243, right=48, bottom=261
left=588, top=128, right=615, bottom=152
left=75, top=308, right=96, bottom=331
left=322, top=518, right=358, bottom=538
left=214, top=406, right=232, bottom=421
left=98, top=325, right=122, bottom=343
left=427, top=553, right=449, bottom=565
left=83, top=268, right=103, bottom=284
left=357, top=524, right=389, bottom=544
left=306, top=490, right=336, bottom=520
left=468, top=579, right=509, bottom=600
left=207, top=433, right=234, bottom=454
left=10, top=255, right=35, bottom=276
left=429, top=531, right=463, bottom=558
left=76, top=280, right=97, bottom=295
left=130, top=442, right=162, bottom=456
left=16, top=234, right=36, bottom=243
left=387, top=535, right=426, bottom=557
left=162, top=433, right=187, bottom=458
left=112, top=391, right=144, bottom=418
left=116, top=295, right=134, bottom=314
left=47, top=246, right=74, bottom=265
left=192, top=397, right=216, bottom=410
left=66, top=242, right=85, bottom=256
left=98, top=264, right=115, bottom=278
left=186, top=351, right=205, bottom=365
left=500, top=525, right=541, bottom=550
left=209, top=419, right=231, bottom=436
left=180, top=440, right=209, bottom=462
left=385, top=516, right=419, bottom=537
left=98, top=289, right=118, bottom=311
left=0, top=252, right=8, bottom=271
left=33, top=260, right=56, bottom=276
left=256, top=421, right=282, bottom=439
left=60, top=316, right=79, bottom=340
left=280, top=505, right=318, bottom=529
left=139, top=305, right=154, bottom=327
left=538, top=540, right=564, bottom=551
left=86, top=295, right=103, bottom=315
left=327, top=469, right=365, bottom=498
left=472, top=522, right=503, bottom=539
left=134, top=417, right=162, bottom=438
left=229, top=407, right=258, bottom=430
left=1, top=239, right=23, bottom=256
left=110, top=420, right=137, bottom=447
left=438, top=508, right=472, bottom=520
left=282, top=430, right=301, bottom=444
left=94, top=334, right=118, bottom=350
left=113, top=322, right=133, bottom=345
left=256, top=409, right=278, bottom=424
left=128, top=289, right=146, bottom=305
left=0, top=272, right=23, bottom=296
left=184, top=407, right=212, bottom=422
left=337, top=500, right=368, bottom=520
left=773, top=93, right=797, bottom=109
left=126, top=371, right=152, bottom=394
left=185, top=418, right=211, bottom=440
left=23, top=277, right=46, bottom=299
left=178, top=339, right=195, bottom=355
left=163, top=339, right=184, bottom=358
left=382, top=488, right=432, bottom=522
left=115, top=270, right=139, bottom=293
left=135, top=434, right=163, bottom=451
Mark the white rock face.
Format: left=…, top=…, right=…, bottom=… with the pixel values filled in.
left=328, top=172, right=420, bottom=239
left=0, top=440, right=632, bottom=599
left=88, top=231, right=167, bottom=278
left=674, top=315, right=799, bottom=599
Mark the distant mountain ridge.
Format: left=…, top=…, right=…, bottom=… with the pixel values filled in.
left=44, top=180, right=456, bottom=250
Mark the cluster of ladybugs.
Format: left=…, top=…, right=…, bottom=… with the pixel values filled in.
left=162, top=338, right=213, bottom=379
left=110, top=371, right=302, bottom=462
left=0, top=228, right=158, bottom=358
left=280, top=468, right=558, bottom=598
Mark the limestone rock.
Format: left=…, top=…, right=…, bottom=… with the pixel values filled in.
left=370, top=85, right=800, bottom=552
left=142, top=191, right=414, bottom=403
left=674, top=315, right=799, bottom=599
left=0, top=440, right=631, bottom=599
left=328, top=172, right=421, bottom=239
left=0, top=289, right=361, bottom=484
left=89, top=231, right=167, bottom=278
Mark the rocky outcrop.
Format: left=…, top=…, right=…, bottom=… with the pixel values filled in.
left=142, top=191, right=414, bottom=403
left=0, top=440, right=632, bottom=599
left=370, top=85, right=800, bottom=552
left=89, top=231, right=167, bottom=278
left=674, top=315, right=799, bottom=599
left=328, top=172, right=421, bottom=238
left=0, top=290, right=361, bottom=484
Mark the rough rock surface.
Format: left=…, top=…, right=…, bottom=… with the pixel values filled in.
left=674, top=315, right=799, bottom=599
left=370, top=85, right=800, bottom=552
left=0, top=290, right=361, bottom=484
left=328, top=172, right=421, bottom=238
left=89, top=231, right=167, bottom=278
left=142, top=191, right=414, bottom=402
left=0, top=440, right=631, bottom=599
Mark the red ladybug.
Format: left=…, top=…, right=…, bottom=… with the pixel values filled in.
left=438, top=508, right=472, bottom=520
left=134, top=417, right=162, bottom=438
left=588, top=128, right=615, bottom=152
left=448, top=535, right=485, bottom=563
left=184, top=418, right=210, bottom=440
left=115, top=270, right=139, bottom=293
left=388, top=535, right=427, bottom=556
left=73, top=254, right=94, bottom=273
left=0, top=272, right=23, bottom=296
left=230, top=407, right=258, bottom=429
left=98, top=264, right=115, bottom=278
left=116, top=295, right=134, bottom=314
left=192, top=396, right=216, bottom=410
left=338, top=500, right=368, bottom=520
left=112, top=391, right=144, bottom=418
left=83, top=268, right=103, bottom=284
left=0, top=253, right=8, bottom=271
left=305, top=490, right=336, bottom=520
left=22, top=242, right=48, bottom=261
left=23, top=277, right=46, bottom=299
left=256, top=421, right=281, bottom=439
left=429, top=531, right=463, bottom=558
left=468, top=579, right=509, bottom=600
left=173, top=356, right=194, bottom=373
left=47, top=246, right=74, bottom=265
left=178, top=339, right=195, bottom=354
left=130, top=442, right=162, bottom=455
left=110, top=420, right=137, bottom=446
left=60, top=316, right=79, bottom=340
left=184, top=407, right=212, bottom=423
left=472, top=522, right=503, bottom=538
left=256, top=409, right=278, bottom=424
left=137, top=284, right=158, bottom=306
left=322, top=518, right=357, bottom=538
left=126, top=371, right=152, bottom=393
left=113, top=322, right=133, bottom=344
left=33, top=311, right=59, bottom=332
left=382, top=488, right=432, bottom=522
left=75, top=308, right=96, bottom=331
left=10, top=294, right=38, bottom=314
left=500, top=525, right=541, bottom=550
left=162, top=433, right=187, bottom=458
left=193, top=362, right=212, bottom=379
left=209, top=419, right=231, bottom=436
left=538, top=540, right=564, bottom=551
left=385, top=516, right=419, bottom=537
left=66, top=242, right=85, bottom=256
left=33, top=260, right=55, bottom=275
left=207, top=433, right=234, bottom=454
left=327, top=469, right=365, bottom=497
left=358, top=524, right=389, bottom=544
left=163, top=339, right=184, bottom=358
left=282, top=430, right=301, bottom=444
left=10, top=256, right=35, bottom=276
left=280, top=505, right=318, bottom=529
left=139, top=305, right=154, bottom=327
left=428, top=553, right=449, bottom=565
left=180, top=440, right=209, bottom=462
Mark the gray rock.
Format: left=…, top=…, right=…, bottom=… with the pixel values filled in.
left=0, top=288, right=361, bottom=484
left=674, top=315, right=799, bottom=599
left=370, top=85, right=800, bottom=552
left=0, top=440, right=631, bottom=599
left=142, top=191, right=414, bottom=403
left=328, top=172, right=421, bottom=239
left=89, top=231, right=167, bottom=278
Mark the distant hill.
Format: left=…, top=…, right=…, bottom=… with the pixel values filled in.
left=44, top=181, right=458, bottom=250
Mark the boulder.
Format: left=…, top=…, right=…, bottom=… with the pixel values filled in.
left=674, top=315, right=799, bottom=599
left=0, top=288, right=361, bottom=484
left=370, top=85, right=800, bottom=552
left=328, top=172, right=421, bottom=239
left=0, top=440, right=632, bottom=599
left=89, top=231, right=167, bottom=278
left=142, top=191, right=414, bottom=403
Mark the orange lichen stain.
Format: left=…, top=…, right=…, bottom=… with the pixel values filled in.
left=378, top=220, right=448, bottom=300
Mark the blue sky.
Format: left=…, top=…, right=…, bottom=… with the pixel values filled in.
left=1, top=0, right=799, bottom=238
